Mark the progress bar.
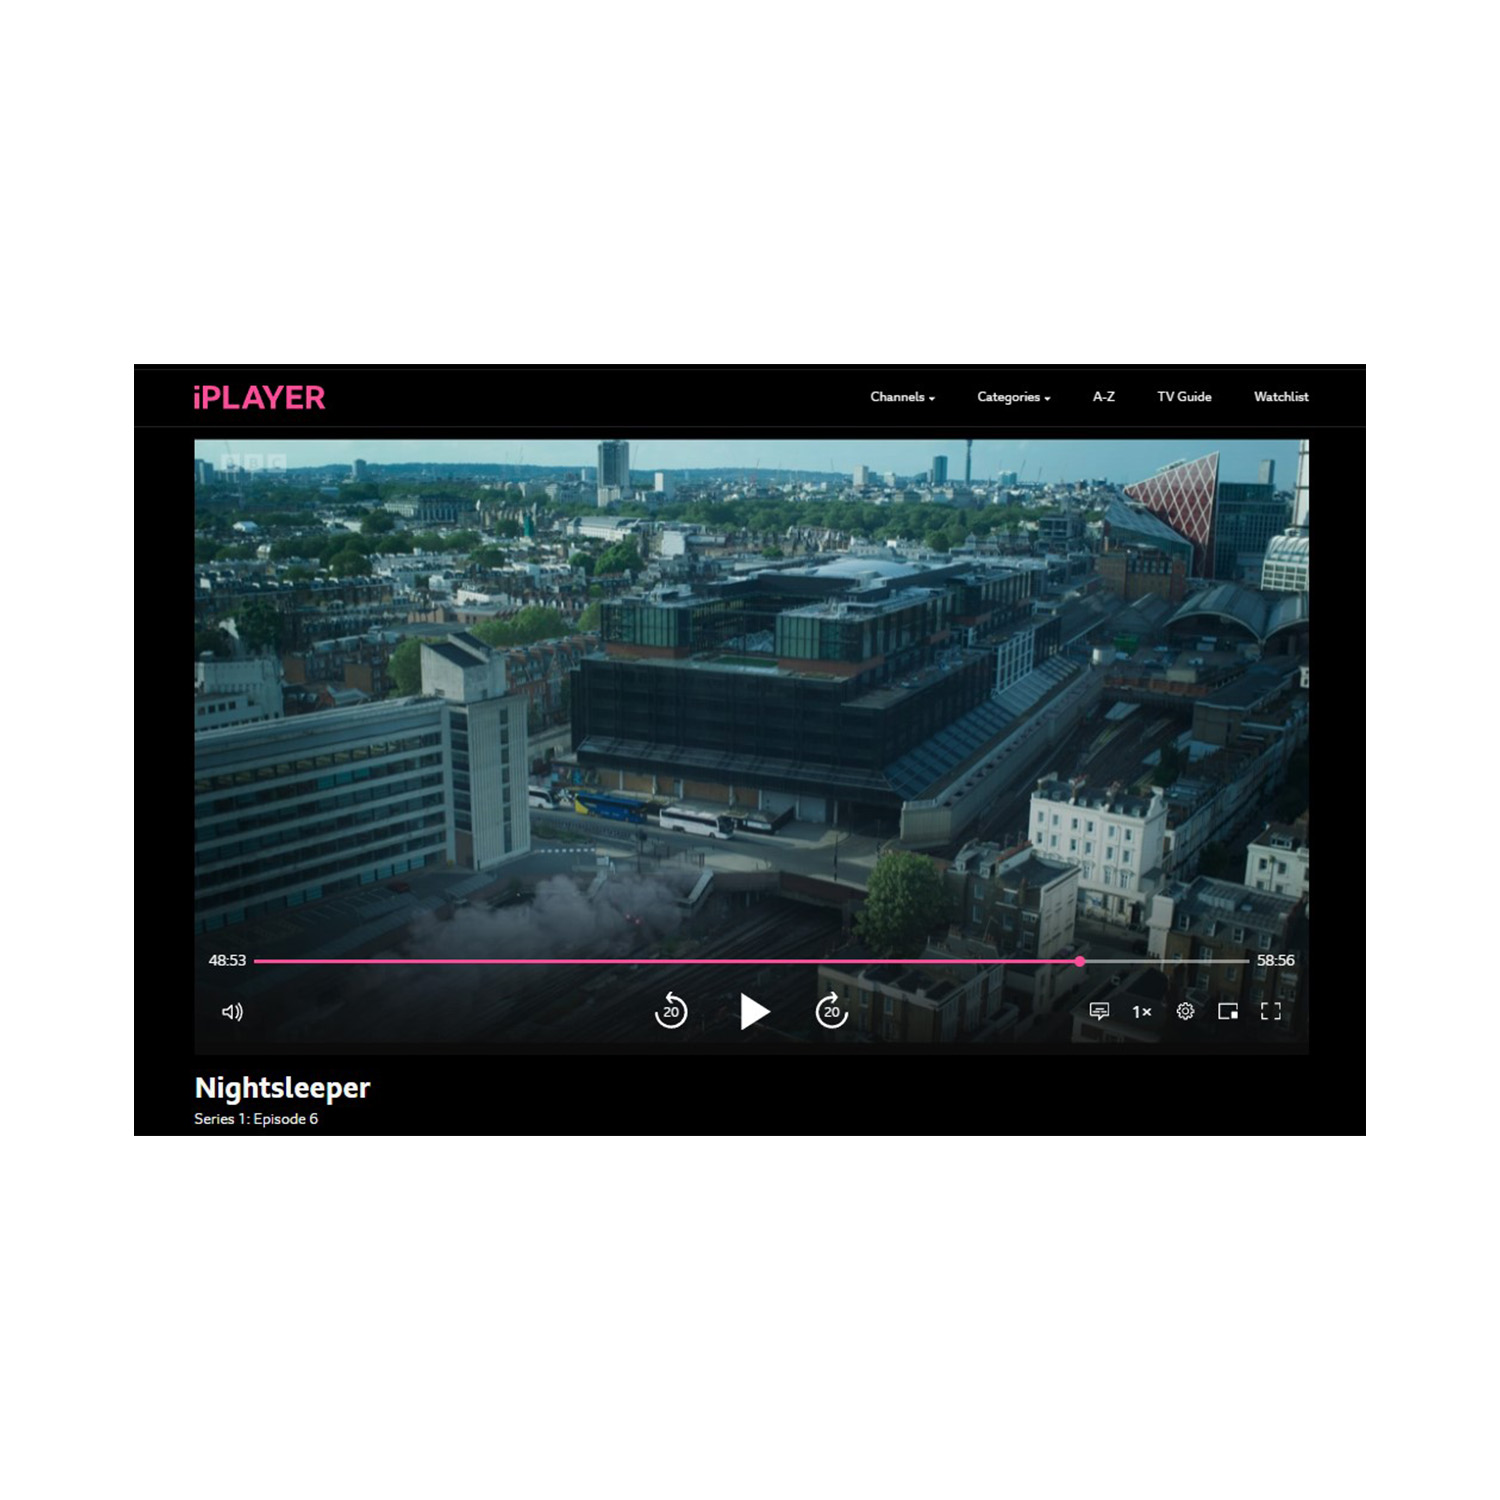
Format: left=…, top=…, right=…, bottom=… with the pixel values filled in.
left=250, top=956, right=1251, bottom=967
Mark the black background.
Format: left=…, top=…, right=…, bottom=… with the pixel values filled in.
left=157, top=363, right=1361, bottom=1136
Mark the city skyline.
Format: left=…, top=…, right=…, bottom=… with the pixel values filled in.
left=193, top=437, right=1299, bottom=487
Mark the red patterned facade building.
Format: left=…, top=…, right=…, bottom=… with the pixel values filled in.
left=1123, top=452, right=1220, bottom=579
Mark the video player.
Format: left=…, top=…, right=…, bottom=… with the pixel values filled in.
left=152, top=364, right=1356, bottom=1133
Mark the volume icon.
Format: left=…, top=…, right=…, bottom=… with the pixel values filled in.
left=221, top=1003, right=243, bottom=1022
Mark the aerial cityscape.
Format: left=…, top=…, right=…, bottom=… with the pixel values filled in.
left=195, top=438, right=1309, bottom=1046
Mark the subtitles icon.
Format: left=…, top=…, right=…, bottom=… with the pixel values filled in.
left=1088, top=1001, right=1110, bottom=1019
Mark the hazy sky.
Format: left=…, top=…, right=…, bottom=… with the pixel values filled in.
left=193, top=437, right=1300, bottom=486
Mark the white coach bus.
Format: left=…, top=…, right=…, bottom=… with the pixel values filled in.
left=658, top=804, right=734, bottom=839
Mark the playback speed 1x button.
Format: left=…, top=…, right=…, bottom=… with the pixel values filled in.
left=816, top=991, right=850, bottom=1029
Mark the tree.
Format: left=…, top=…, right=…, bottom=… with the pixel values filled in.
left=575, top=601, right=602, bottom=633
left=569, top=552, right=594, bottom=576
left=193, top=627, right=232, bottom=659
left=234, top=599, right=285, bottom=654
left=194, top=538, right=222, bottom=564
left=854, top=851, right=947, bottom=957
left=469, top=546, right=509, bottom=570
left=282, top=566, right=314, bottom=583
left=762, top=545, right=784, bottom=560
left=472, top=606, right=569, bottom=648
left=389, top=637, right=424, bottom=695
left=360, top=510, right=397, bottom=536
left=330, top=549, right=368, bottom=578
left=596, top=541, right=644, bottom=575
left=1153, top=743, right=1184, bottom=788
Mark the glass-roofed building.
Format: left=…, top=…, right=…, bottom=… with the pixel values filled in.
left=1100, top=496, right=1195, bottom=567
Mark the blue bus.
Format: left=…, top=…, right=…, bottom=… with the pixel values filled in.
left=571, top=790, right=655, bottom=824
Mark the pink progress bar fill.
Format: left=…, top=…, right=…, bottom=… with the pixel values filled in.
left=254, top=956, right=1091, bottom=967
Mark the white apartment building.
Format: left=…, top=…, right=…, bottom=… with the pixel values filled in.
left=1029, top=774, right=1168, bottom=926
left=1244, top=822, right=1309, bottom=901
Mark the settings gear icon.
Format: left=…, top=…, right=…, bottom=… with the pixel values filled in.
left=1176, top=1001, right=1196, bottom=1021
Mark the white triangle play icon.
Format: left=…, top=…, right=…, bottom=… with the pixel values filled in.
left=740, top=993, right=771, bottom=1030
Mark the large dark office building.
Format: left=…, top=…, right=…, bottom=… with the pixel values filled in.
left=570, top=557, right=1058, bottom=828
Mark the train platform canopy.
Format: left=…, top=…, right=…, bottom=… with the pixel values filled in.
left=1168, top=584, right=1309, bottom=644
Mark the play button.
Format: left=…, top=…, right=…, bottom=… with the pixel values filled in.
left=740, top=993, right=771, bottom=1030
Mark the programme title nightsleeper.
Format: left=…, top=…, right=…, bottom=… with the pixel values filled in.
left=196, top=1076, right=371, bottom=1106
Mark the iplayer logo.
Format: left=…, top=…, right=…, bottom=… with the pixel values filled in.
left=193, top=384, right=325, bottom=411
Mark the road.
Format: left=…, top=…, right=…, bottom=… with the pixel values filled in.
left=531, top=806, right=886, bottom=887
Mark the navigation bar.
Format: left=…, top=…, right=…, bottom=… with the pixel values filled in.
left=142, top=364, right=1364, bottom=431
